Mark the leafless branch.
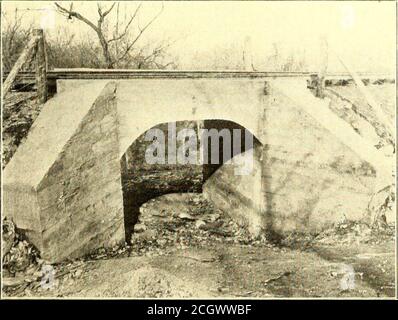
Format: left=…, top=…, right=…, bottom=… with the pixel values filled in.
left=109, top=3, right=142, bottom=43
left=102, top=2, right=116, bottom=18
left=116, top=3, right=164, bottom=63
left=54, top=2, right=99, bottom=32
left=53, top=1, right=169, bottom=69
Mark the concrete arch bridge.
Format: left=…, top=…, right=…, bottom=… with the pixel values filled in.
left=4, top=72, right=390, bottom=262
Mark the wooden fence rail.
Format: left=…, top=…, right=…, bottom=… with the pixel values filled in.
left=2, top=28, right=48, bottom=103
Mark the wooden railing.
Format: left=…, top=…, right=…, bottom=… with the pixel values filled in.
left=2, top=29, right=48, bottom=103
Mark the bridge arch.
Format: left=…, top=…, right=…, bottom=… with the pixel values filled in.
left=120, top=118, right=263, bottom=241
left=115, top=78, right=267, bottom=159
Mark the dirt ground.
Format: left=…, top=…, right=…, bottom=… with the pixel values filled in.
left=3, top=193, right=395, bottom=299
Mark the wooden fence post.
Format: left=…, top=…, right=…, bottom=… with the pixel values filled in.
left=2, top=34, right=39, bottom=96
left=34, top=29, right=48, bottom=104
left=315, top=36, right=328, bottom=98
left=314, top=74, right=324, bottom=98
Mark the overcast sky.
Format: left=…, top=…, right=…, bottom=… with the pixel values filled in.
left=2, top=1, right=396, bottom=72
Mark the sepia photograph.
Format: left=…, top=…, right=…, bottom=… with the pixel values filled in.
left=0, top=0, right=396, bottom=302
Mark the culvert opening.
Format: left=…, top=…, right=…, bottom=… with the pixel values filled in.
left=120, top=119, right=262, bottom=244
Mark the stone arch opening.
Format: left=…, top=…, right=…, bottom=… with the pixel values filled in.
left=120, top=119, right=262, bottom=242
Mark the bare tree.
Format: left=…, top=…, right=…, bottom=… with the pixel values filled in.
left=54, top=2, right=165, bottom=69
left=264, top=42, right=307, bottom=72
left=1, top=9, right=34, bottom=72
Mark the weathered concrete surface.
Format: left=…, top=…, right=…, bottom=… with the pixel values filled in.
left=205, top=81, right=396, bottom=235
left=272, top=80, right=391, bottom=180
left=203, top=147, right=266, bottom=236
left=204, top=81, right=384, bottom=235
left=3, top=80, right=118, bottom=254
left=115, top=79, right=265, bottom=158
left=261, top=81, right=380, bottom=233
left=4, top=82, right=125, bottom=261
left=36, top=82, right=124, bottom=260
left=3, top=78, right=390, bottom=261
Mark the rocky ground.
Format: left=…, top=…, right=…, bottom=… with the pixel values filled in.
left=2, top=91, right=42, bottom=166
left=326, top=82, right=395, bottom=153
left=2, top=193, right=395, bottom=298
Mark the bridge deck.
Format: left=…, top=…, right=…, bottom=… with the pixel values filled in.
left=3, top=69, right=394, bottom=81
left=4, top=70, right=394, bottom=96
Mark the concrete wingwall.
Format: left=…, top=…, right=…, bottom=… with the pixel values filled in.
left=203, top=146, right=266, bottom=236
left=3, top=78, right=383, bottom=261
left=203, top=81, right=377, bottom=236
left=261, top=85, right=376, bottom=234
left=4, top=82, right=125, bottom=262
left=3, top=81, right=122, bottom=261
left=35, top=82, right=124, bottom=261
